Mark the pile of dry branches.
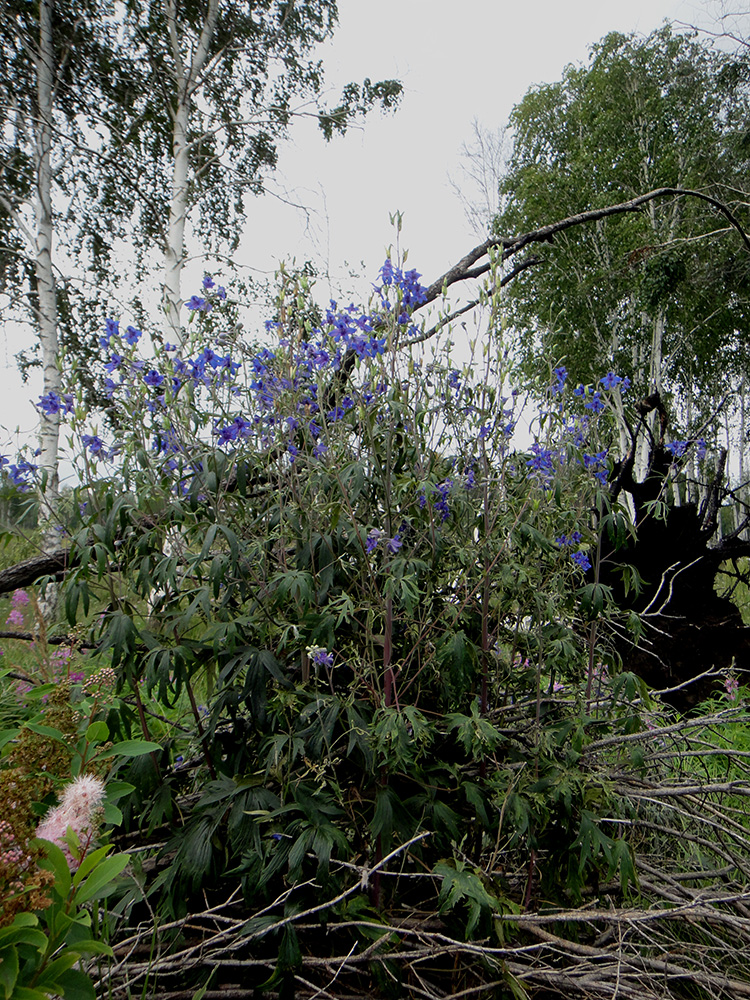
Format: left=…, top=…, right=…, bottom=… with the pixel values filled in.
left=90, top=692, right=750, bottom=1000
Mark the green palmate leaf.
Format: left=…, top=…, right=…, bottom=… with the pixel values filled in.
left=277, top=924, right=302, bottom=971
left=608, top=838, right=638, bottom=893
left=435, top=860, right=501, bottom=938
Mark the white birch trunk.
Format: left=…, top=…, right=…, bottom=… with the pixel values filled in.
left=163, top=100, right=190, bottom=346
left=161, top=0, right=220, bottom=347
left=35, top=0, right=60, bottom=515
left=740, top=374, right=746, bottom=486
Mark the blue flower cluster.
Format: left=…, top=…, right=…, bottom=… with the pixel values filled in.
left=374, top=259, right=428, bottom=328
left=37, top=391, right=74, bottom=417
left=549, top=365, right=568, bottom=396
left=186, top=275, right=227, bottom=313
left=570, top=550, right=592, bottom=571
left=526, top=442, right=558, bottom=480
left=79, top=263, right=429, bottom=483
left=0, top=455, right=37, bottom=492
left=665, top=437, right=708, bottom=462
left=556, top=532, right=591, bottom=571
left=308, top=645, right=335, bottom=669
left=582, top=449, right=609, bottom=486
left=556, top=531, right=583, bottom=547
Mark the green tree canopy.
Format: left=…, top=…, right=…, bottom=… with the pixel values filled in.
left=494, top=25, right=750, bottom=421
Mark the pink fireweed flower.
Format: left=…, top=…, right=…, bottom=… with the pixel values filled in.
left=725, top=674, right=740, bottom=702
left=36, top=775, right=106, bottom=869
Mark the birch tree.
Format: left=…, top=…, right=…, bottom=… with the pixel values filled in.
left=89, top=0, right=402, bottom=348
left=493, top=25, right=750, bottom=446
left=0, top=0, right=119, bottom=506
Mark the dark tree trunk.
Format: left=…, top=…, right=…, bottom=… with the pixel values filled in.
left=606, top=423, right=750, bottom=708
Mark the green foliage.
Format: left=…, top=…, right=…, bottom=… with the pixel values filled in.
left=1, top=838, right=129, bottom=1000
left=8, top=244, right=749, bottom=994
left=494, top=25, right=750, bottom=413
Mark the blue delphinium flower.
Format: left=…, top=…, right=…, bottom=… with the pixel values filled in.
left=387, top=535, right=403, bottom=554
left=143, top=370, right=165, bottom=388
left=599, top=371, right=622, bottom=390
left=366, top=528, right=384, bottom=553
left=433, top=480, right=452, bottom=521
left=37, top=391, right=74, bottom=416
left=100, top=318, right=119, bottom=348
left=186, top=295, right=212, bottom=312
left=585, top=391, right=605, bottom=414
left=571, top=551, right=592, bottom=571
left=81, top=434, right=106, bottom=458
left=526, top=443, right=556, bottom=480
left=7, top=459, right=37, bottom=491
left=550, top=365, right=568, bottom=395
left=666, top=440, right=688, bottom=459
left=309, top=647, right=334, bottom=669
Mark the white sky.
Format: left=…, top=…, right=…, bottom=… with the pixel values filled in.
left=0, top=0, right=725, bottom=457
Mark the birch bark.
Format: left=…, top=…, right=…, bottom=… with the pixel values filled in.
left=162, top=0, right=220, bottom=347
left=35, top=0, right=61, bottom=516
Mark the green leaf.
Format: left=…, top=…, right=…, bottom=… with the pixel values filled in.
left=10, top=987, right=54, bottom=1000
left=0, top=944, right=19, bottom=999
left=0, top=728, right=20, bottom=752
left=33, top=952, right=79, bottom=987
left=102, top=800, right=123, bottom=825
left=72, top=845, right=111, bottom=888
left=61, top=939, right=113, bottom=957
left=104, top=781, right=135, bottom=801
left=74, top=853, right=130, bottom=903
left=96, top=739, right=161, bottom=759
left=85, top=721, right=109, bottom=743
left=35, top=839, right=72, bottom=899
left=23, top=723, right=70, bottom=745
left=0, top=912, right=40, bottom=943
left=50, top=968, right=96, bottom=1000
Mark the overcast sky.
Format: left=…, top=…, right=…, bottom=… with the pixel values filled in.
left=0, top=0, right=726, bottom=455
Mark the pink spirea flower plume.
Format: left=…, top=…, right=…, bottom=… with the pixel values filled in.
left=36, top=775, right=106, bottom=869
